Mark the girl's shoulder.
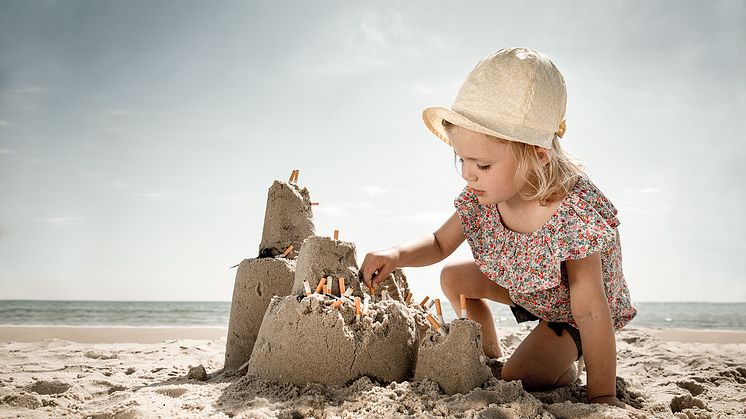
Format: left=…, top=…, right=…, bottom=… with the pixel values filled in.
left=559, top=174, right=619, bottom=229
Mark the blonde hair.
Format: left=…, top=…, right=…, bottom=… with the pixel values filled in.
left=443, top=119, right=584, bottom=205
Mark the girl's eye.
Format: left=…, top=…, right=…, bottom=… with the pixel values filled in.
left=477, top=164, right=491, bottom=171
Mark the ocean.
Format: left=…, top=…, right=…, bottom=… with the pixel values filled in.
left=1, top=300, right=745, bottom=331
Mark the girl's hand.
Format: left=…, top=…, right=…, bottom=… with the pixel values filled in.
left=360, top=248, right=401, bottom=288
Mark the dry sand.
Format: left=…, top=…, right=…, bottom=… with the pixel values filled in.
left=2, top=326, right=745, bottom=418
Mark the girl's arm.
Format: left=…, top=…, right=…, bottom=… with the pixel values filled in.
left=565, top=252, right=628, bottom=408
left=361, top=211, right=465, bottom=287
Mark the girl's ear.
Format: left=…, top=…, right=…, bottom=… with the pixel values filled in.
left=534, top=146, right=551, bottom=166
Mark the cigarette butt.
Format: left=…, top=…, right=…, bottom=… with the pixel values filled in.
left=435, top=299, right=445, bottom=324
left=288, top=170, right=296, bottom=182
left=355, top=297, right=361, bottom=320
left=419, top=296, right=429, bottom=307
left=426, top=299, right=435, bottom=309
left=338, top=277, right=346, bottom=295
left=315, top=277, right=326, bottom=294
left=404, top=292, right=412, bottom=304
left=333, top=229, right=339, bottom=240
left=426, top=314, right=447, bottom=336
left=331, top=299, right=344, bottom=309
left=293, top=169, right=299, bottom=183
left=280, top=245, right=294, bottom=258
left=460, top=294, right=467, bottom=319
left=310, top=202, right=319, bottom=205
left=326, top=276, right=333, bottom=294
left=362, top=297, right=369, bottom=316
left=381, top=289, right=389, bottom=300
left=344, top=288, right=353, bottom=298
left=303, top=279, right=312, bottom=296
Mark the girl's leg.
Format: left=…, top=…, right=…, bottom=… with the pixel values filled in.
left=440, top=259, right=513, bottom=358
left=500, top=321, right=579, bottom=389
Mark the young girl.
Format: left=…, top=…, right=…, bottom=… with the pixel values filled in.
left=360, top=47, right=637, bottom=410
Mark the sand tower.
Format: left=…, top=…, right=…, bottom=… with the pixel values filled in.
left=414, top=319, right=492, bottom=394
left=224, top=174, right=315, bottom=372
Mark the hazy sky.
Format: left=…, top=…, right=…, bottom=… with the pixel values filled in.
left=1, top=0, right=744, bottom=302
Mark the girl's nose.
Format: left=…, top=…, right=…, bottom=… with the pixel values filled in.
left=461, top=164, right=477, bottom=182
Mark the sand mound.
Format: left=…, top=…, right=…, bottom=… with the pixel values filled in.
left=247, top=294, right=420, bottom=386
left=259, top=180, right=315, bottom=258
left=292, top=235, right=361, bottom=297
left=414, top=319, right=492, bottom=395
left=224, top=257, right=296, bottom=372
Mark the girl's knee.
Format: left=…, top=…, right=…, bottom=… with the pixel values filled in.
left=439, top=262, right=461, bottom=294
left=500, top=362, right=557, bottom=390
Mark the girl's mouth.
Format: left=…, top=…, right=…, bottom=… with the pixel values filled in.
left=469, top=187, right=485, bottom=196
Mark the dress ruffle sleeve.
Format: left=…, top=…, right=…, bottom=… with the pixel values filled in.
left=550, top=177, right=620, bottom=261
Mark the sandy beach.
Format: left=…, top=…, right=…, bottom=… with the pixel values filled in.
left=1, top=326, right=744, bottom=418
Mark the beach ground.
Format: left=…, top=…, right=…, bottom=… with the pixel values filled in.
left=1, top=326, right=744, bottom=418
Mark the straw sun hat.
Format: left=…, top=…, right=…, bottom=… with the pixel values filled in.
left=423, top=47, right=567, bottom=149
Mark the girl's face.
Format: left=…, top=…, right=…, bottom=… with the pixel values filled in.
left=447, top=125, right=523, bottom=205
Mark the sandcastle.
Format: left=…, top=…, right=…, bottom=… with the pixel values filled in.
left=225, top=170, right=492, bottom=393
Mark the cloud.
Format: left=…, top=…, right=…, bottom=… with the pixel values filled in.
left=624, top=187, right=661, bottom=194
left=132, top=191, right=183, bottom=200
left=314, top=201, right=374, bottom=217
left=1, top=86, right=44, bottom=99
left=381, top=210, right=451, bottom=225
left=618, top=205, right=671, bottom=214
left=36, top=216, right=85, bottom=226
left=412, top=82, right=435, bottom=95
left=361, top=185, right=388, bottom=196
left=93, top=109, right=145, bottom=118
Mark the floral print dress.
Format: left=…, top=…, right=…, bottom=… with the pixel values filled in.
left=454, top=175, right=637, bottom=330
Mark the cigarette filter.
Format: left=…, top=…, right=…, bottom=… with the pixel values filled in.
left=331, top=299, right=345, bottom=309
left=355, top=297, right=361, bottom=321
left=419, top=296, right=430, bottom=307
left=303, top=279, right=312, bottom=296
left=404, top=292, right=413, bottom=304
left=426, top=314, right=447, bottom=337
left=426, top=299, right=436, bottom=309
left=362, top=297, right=370, bottom=316
left=280, top=245, right=294, bottom=258
left=459, top=294, right=467, bottom=319
left=338, top=277, right=346, bottom=295
left=343, top=287, right=353, bottom=298
left=315, top=277, right=326, bottom=294
left=288, top=170, right=296, bottom=182
left=333, top=229, right=339, bottom=240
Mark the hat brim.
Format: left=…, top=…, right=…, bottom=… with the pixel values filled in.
left=422, top=106, right=529, bottom=147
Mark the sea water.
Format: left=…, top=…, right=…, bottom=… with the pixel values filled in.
left=1, top=300, right=744, bottom=331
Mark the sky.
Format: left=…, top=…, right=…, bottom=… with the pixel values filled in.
left=0, top=0, right=744, bottom=302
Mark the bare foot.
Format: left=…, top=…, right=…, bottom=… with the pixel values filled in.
left=483, top=341, right=503, bottom=359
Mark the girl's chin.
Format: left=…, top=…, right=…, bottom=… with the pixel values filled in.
left=476, top=194, right=497, bottom=205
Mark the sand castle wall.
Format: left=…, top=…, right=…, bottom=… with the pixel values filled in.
left=247, top=295, right=420, bottom=386
left=259, top=180, right=315, bottom=258
left=414, top=319, right=492, bottom=394
left=224, top=258, right=296, bottom=372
